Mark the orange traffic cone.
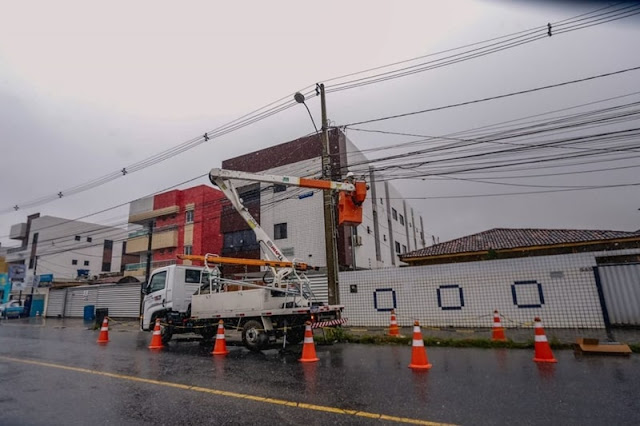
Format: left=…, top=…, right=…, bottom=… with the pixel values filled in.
left=299, top=322, right=319, bottom=363
left=388, top=309, right=400, bottom=337
left=491, top=310, right=507, bottom=341
left=533, top=317, right=557, bottom=363
left=212, top=320, right=229, bottom=356
left=408, top=320, right=432, bottom=370
left=148, top=318, right=164, bottom=350
left=96, top=317, right=110, bottom=344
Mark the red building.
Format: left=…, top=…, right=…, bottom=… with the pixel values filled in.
left=125, top=185, right=225, bottom=274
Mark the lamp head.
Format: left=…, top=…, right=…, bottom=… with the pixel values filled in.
left=294, top=92, right=306, bottom=104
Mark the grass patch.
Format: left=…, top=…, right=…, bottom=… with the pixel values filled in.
left=331, top=331, right=579, bottom=350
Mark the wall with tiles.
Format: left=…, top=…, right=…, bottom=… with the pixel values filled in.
left=338, top=248, right=640, bottom=329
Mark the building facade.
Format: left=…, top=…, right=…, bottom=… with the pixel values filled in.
left=125, top=185, right=225, bottom=277
left=220, top=129, right=427, bottom=273
left=3, top=213, right=130, bottom=283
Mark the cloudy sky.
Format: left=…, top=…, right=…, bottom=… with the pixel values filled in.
left=1, top=0, right=639, bottom=248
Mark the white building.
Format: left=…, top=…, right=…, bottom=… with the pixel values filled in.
left=4, top=213, right=129, bottom=283
left=221, top=129, right=427, bottom=271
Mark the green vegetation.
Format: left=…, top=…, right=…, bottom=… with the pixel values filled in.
left=328, top=330, right=580, bottom=350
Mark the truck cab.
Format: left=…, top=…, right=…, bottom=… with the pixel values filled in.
left=141, top=265, right=206, bottom=330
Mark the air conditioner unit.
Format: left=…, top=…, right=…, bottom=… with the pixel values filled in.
left=354, top=235, right=363, bottom=246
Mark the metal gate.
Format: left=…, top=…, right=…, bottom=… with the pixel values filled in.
left=307, top=274, right=328, bottom=304
left=597, top=263, right=640, bottom=326
left=64, top=286, right=99, bottom=317
left=96, top=283, right=140, bottom=318
left=46, top=289, right=66, bottom=317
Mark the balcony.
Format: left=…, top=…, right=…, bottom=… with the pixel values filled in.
left=123, top=259, right=177, bottom=277
left=9, top=223, right=27, bottom=240
left=125, top=226, right=178, bottom=254
left=125, top=235, right=149, bottom=254
left=151, top=228, right=178, bottom=250
left=129, top=205, right=180, bottom=225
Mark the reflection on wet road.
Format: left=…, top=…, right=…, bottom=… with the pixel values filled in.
left=1, top=319, right=639, bottom=425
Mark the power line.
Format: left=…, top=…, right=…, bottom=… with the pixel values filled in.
left=4, top=4, right=635, bottom=216
left=339, top=65, right=640, bottom=127
left=396, top=181, right=640, bottom=200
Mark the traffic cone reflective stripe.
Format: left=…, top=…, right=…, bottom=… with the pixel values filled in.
left=408, top=321, right=432, bottom=370
left=97, top=317, right=109, bottom=344
left=148, top=318, right=164, bottom=350
left=388, top=309, right=400, bottom=337
left=299, top=322, right=319, bottom=363
left=533, top=317, right=557, bottom=363
left=212, top=320, right=229, bottom=355
left=492, top=310, right=507, bottom=341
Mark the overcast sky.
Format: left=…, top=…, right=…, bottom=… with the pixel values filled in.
left=1, top=0, right=639, bottom=248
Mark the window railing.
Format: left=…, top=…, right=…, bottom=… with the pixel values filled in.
left=124, top=259, right=177, bottom=271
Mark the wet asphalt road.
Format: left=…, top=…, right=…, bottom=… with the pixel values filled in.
left=1, top=319, right=639, bottom=426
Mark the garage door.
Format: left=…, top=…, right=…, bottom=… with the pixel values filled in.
left=598, top=263, right=640, bottom=326
left=46, top=289, right=66, bottom=317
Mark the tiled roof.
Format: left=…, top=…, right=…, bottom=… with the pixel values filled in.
left=401, top=228, right=640, bottom=260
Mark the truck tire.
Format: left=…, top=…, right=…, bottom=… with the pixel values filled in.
left=242, top=320, right=268, bottom=352
left=161, top=324, right=173, bottom=344
left=199, top=326, right=216, bottom=343
left=285, top=327, right=305, bottom=345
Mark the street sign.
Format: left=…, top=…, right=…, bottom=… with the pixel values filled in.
left=38, top=274, right=53, bottom=283
left=8, top=264, right=26, bottom=281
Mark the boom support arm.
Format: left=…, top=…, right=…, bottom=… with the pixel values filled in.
left=208, top=167, right=368, bottom=267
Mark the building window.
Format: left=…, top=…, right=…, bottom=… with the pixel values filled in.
left=399, top=214, right=405, bottom=226
left=185, top=210, right=194, bottom=224
left=184, top=245, right=193, bottom=255
left=87, top=237, right=92, bottom=243
left=102, top=262, right=111, bottom=272
left=274, top=223, right=288, bottom=240
left=367, top=226, right=371, bottom=234
left=84, top=260, right=90, bottom=266
left=395, top=242, right=401, bottom=254
left=75, top=235, right=81, bottom=241
left=392, top=208, right=398, bottom=221
left=72, top=259, right=78, bottom=265
left=223, top=230, right=258, bottom=253
left=32, top=232, right=39, bottom=244
left=273, top=184, right=286, bottom=193
left=402, top=244, right=407, bottom=253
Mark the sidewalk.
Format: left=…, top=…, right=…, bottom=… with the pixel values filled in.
left=4, top=317, right=639, bottom=346
left=344, top=326, right=640, bottom=345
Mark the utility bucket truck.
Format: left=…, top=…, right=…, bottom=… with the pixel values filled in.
left=141, top=168, right=367, bottom=351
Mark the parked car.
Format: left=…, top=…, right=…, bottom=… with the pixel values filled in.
left=0, top=300, right=26, bottom=318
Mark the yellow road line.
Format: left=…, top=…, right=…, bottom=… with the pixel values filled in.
left=0, top=355, right=455, bottom=426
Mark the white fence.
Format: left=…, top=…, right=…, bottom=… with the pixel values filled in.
left=338, top=249, right=640, bottom=329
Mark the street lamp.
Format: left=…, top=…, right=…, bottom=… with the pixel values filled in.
left=294, top=92, right=319, bottom=134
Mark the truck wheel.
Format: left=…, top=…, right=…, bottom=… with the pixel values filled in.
left=285, top=327, right=305, bottom=345
left=161, top=324, right=173, bottom=344
left=242, top=320, right=268, bottom=352
left=200, top=327, right=216, bottom=342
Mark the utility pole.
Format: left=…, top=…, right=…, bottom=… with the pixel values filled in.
left=319, top=83, right=340, bottom=305
left=141, top=220, right=154, bottom=314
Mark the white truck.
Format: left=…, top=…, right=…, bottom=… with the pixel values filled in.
left=141, top=168, right=367, bottom=351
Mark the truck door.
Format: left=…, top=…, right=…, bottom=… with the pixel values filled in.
left=142, top=270, right=168, bottom=330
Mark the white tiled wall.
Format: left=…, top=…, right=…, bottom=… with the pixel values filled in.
left=339, top=248, right=640, bottom=329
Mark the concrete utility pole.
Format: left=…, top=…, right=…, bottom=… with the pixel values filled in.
left=319, top=83, right=340, bottom=305
left=141, top=220, right=154, bottom=314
